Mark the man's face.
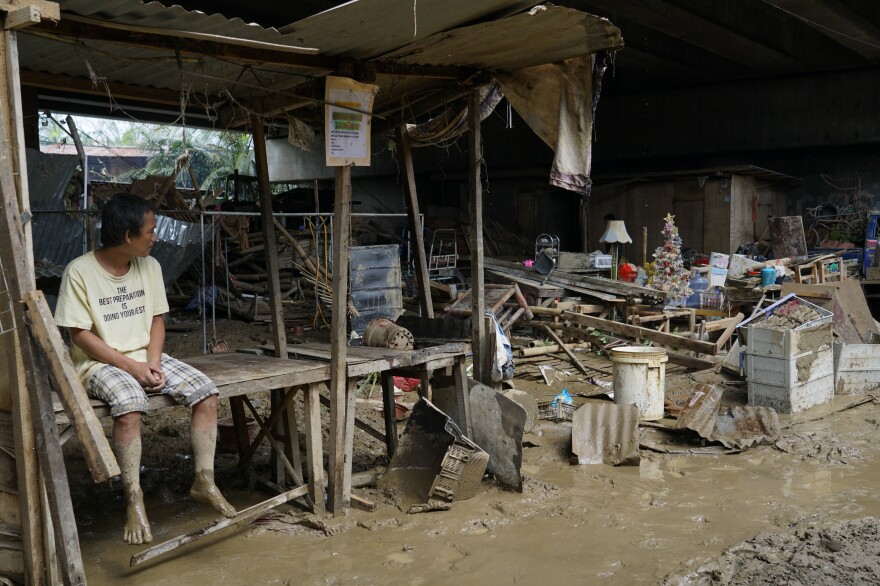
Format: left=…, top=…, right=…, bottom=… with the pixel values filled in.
left=127, top=211, right=158, bottom=257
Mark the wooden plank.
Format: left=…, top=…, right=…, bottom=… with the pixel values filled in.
left=564, top=311, right=719, bottom=355
left=543, top=325, right=590, bottom=376
left=27, top=335, right=85, bottom=583
left=485, top=269, right=564, bottom=298
left=251, top=104, right=287, bottom=360
left=328, top=165, right=351, bottom=516
left=380, top=372, right=397, bottom=457
left=130, top=484, right=310, bottom=567
left=452, top=357, right=471, bottom=437
left=469, top=90, right=487, bottom=385
left=342, top=378, right=357, bottom=510
left=486, top=257, right=661, bottom=299
left=769, top=216, right=808, bottom=258
left=23, top=290, right=119, bottom=482
left=303, top=383, right=325, bottom=514
left=713, top=313, right=744, bottom=353
left=398, top=123, right=434, bottom=318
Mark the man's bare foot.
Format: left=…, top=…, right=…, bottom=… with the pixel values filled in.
left=190, top=470, right=236, bottom=518
left=123, top=489, right=153, bottom=545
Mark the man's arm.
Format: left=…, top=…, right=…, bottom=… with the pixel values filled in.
left=145, top=315, right=166, bottom=390
left=69, top=327, right=164, bottom=391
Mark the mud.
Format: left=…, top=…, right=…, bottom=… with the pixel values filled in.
left=62, top=316, right=880, bottom=585
left=758, top=301, right=822, bottom=330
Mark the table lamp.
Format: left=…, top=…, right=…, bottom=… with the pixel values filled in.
left=599, top=220, right=632, bottom=280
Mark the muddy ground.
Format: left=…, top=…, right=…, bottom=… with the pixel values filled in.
left=63, top=314, right=880, bottom=585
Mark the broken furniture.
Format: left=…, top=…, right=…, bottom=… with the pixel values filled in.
left=445, top=283, right=534, bottom=333
left=792, top=254, right=846, bottom=285
left=379, top=399, right=488, bottom=511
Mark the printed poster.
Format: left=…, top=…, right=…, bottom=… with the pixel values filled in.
left=325, top=76, right=379, bottom=166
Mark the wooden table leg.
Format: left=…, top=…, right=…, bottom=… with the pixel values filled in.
left=453, top=356, right=472, bottom=437
left=282, top=387, right=304, bottom=488
left=419, top=368, right=432, bottom=401
left=342, top=377, right=357, bottom=510
left=229, top=396, right=255, bottom=488
left=302, top=382, right=325, bottom=513
left=381, top=371, right=398, bottom=458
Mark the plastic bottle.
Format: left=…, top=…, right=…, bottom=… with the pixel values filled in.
left=686, top=269, right=709, bottom=307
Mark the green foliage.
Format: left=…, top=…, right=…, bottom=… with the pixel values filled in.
left=39, top=115, right=255, bottom=192
left=119, top=128, right=255, bottom=192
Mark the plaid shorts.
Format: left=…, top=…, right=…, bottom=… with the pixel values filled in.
left=86, top=354, right=218, bottom=417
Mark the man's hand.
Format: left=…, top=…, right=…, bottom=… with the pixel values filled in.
left=143, top=360, right=166, bottom=393
left=127, top=360, right=165, bottom=393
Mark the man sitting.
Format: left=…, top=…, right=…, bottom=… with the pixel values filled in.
left=55, top=193, right=236, bottom=545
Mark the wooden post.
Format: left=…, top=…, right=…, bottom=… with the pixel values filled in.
left=0, top=23, right=47, bottom=582
left=251, top=102, right=289, bottom=483
left=397, top=123, right=434, bottom=318
left=250, top=102, right=287, bottom=359
left=380, top=371, right=397, bottom=457
left=328, top=165, right=352, bottom=516
left=468, top=90, right=487, bottom=385
left=302, top=383, right=325, bottom=513
left=1, top=28, right=34, bottom=278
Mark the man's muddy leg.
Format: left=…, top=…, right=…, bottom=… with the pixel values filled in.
left=190, top=395, right=236, bottom=517
left=113, top=412, right=152, bottom=545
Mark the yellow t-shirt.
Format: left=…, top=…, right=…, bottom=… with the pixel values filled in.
left=54, top=251, right=170, bottom=383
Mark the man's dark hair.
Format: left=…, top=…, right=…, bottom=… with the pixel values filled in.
left=100, top=193, right=157, bottom=248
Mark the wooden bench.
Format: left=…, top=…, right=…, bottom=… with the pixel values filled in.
left=55, top=353, right=334, bottom=511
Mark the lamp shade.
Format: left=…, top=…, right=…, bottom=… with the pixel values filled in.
left=599, top=220, right=632, bottom=244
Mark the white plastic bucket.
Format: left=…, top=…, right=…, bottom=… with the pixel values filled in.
left=609, top=346, right=668, bottom=420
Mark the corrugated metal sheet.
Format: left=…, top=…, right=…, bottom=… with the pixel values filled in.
left=675, top=383, right=781, bottom=450
left=675, top=383, right=724, bottom=438
left=571, top=402, right=640, bottom=466
left=28, top=149, right=208, bottom=284
left=19, top=0, right=323, bottom=101
left=19, top=1, right=622, bottom=118
left=281, top=0, right=536, bottom=58
left=712, top=406, right=780, bottom=450
left=383, top=5, right=624, bottom=70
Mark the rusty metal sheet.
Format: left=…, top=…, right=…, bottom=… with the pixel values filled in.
left=711, top=406, right=780, bottom=450
left=571, top=402, right=640, bottom=466
left=675, top=384, right=724, bottom=439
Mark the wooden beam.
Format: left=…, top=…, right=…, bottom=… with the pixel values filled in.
left=564, top=310, right=719, bottom=355
left=3, top=5, right=39, bottom=30
left=20, top=69, right=185, bottom=105
left=762, top=0, right=880, bottom=60
left=130, top=483, right=310, bottom=567
left=543, top=325, right=591, bottom=377
left=0, top=1, right=58, bottom=20
left=585, top=0, right=803, bottom=72
left=24, top=291, right=119, bottom=482
left=398, top=123, right=433, bottom=318
left=327, top=165, right=351, bottom=516
left=485, top=257, right=653, bottom=299
left=713, top=312, right=744, bottom=353
left=468, top=89, right=487, bottom=385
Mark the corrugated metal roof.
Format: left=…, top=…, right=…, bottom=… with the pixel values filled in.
left=280, top=0, right=537, bottom=58
left=19, top=1, right=623, bottom=124
left=383, top=5, right=624, bottom=71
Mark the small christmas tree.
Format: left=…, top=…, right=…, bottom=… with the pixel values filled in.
left=649, top=213, right=692, bottom=302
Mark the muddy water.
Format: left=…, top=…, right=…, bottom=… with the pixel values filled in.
left=72, top=401, right=880, bottom=585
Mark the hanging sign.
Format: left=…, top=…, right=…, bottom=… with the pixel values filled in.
left=325, top=76, right=379, bottom=166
